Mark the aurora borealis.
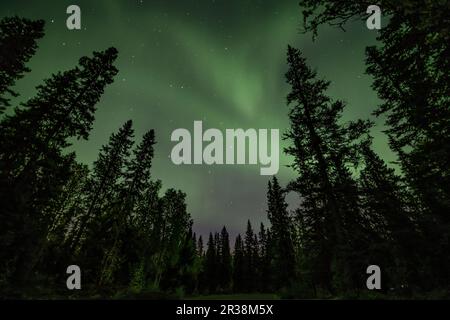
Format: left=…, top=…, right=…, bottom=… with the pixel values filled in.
left=0, top=0, right=392, bottom=239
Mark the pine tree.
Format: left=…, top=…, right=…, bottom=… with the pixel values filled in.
left=98, top=129, right=156, bottom=285
left=365, top=4, right=450, bottom=284
left=70, top=121, right=133, bottom=285
left=258, top=223, right=268, bottom=263
left=359, top=141, right=424, bottom=290
left=232, top=234, right=245, bottom=293
left=243, top=220, right=259, bottom=292
left=131, top=179, right=163, bottom=290
left=266, top=177, right=296, bottom=289
left=0, top=47, right=119, bottom=184
left=38, top=162, right=90, bottom=278
left=218, top=226, right=232, bottom=292
left=258, top=224, right=275, bottom=291
left=121, top=130, right=156, bottom=206
left=196, top=235, right=206, bottom=292
left=0, top=46, right=119, bottom=285
left=299, top=0, right=450, bottom=290
left=197, top=236, right=204, bottom=256
left=0, top=16, right=44, bottom=113
left=168, top=224, right=197, bottom=294
left=214, top=232, right=220, bottom=259
left=193, top=232, right=197, bottom=252
left=204, top=232, right=217, bottom=293
left=284, top=45, right=371, bottom=293
left=156, top=189, right=191, bottom=289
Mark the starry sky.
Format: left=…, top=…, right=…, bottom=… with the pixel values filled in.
left=1, top=0, right=394, bottom=239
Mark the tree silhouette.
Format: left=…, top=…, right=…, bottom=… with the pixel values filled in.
left=266, top=177, right=296, bottom=289
left=156, top=189, right=191, bottom=289
left=0, top=24, right=197, bottom=290
left=0, top=44, right=119, bottom=286
left=243, top=220, right=259, bottom=292
left=258, top=222, right=271, bottom=292
left=284, top=45, right=372, bottom=293
left=232, top=234, right=245, bottom=293
left=204, top=232, right=218, bottom=293
left=72, top=120, right=134, bottom=285
left=0, top=16, right=44, bottom=113
left=218, top=226, right=232, bottom=292
left=98, top=129, right=156, bottom=286
left=358, top=139, right=422, bottom=291
left=299, top=0, right=450, bottom=290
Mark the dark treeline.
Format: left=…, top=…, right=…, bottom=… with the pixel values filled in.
left=1, top=0, right=449, bottom=299
left=0, top=17, right=193, bottom=298
left=194, top=222, right=270, bottom=294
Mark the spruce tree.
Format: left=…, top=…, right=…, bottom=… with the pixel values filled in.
left=132, top=179, right=163, bottom=290
left=284, top=45, right=371, bottom=292
left=1, top=47, right=119, bottom=183
left=167, top=225, right=197, bottom=294
left=218, top=226, right=232, bottom=292
left=232, top=234, right=245, bottom=293
left=0, top=16, right=44, bottom=113
left=197, top=236, right=204, bottom=256
left=156, top=189, right=191, bottom=289
left=0, top=46, right=119, bottom=285
left=98, top=129, right=156, bottom=285
left=359, top=141, right=423, bottom=290
left=266, top=177, right=296, bottom=289
left=39, top=162, right=90, bottom=278
left=204, top=232, right=217, bottom=293
left=299, top=0, right=450, bottom=289
left=71, top=120, right=134, bottom=285
left=196, top=235, right=206, bottom=292
left=243, top=220, right=259, bottom=292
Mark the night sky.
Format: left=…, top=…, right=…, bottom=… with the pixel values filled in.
left=1, top=0, right=393, bottom=239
